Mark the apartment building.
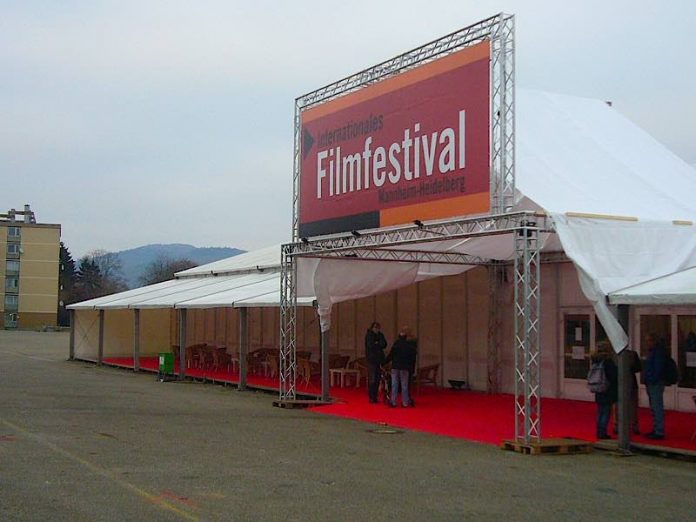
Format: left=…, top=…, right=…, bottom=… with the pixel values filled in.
left=0, top=205, right=61, bottom=329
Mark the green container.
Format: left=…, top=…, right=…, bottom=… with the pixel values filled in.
left=158, top=352, right=174, bottom=374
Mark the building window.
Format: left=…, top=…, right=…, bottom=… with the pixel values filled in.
left=4, top=294, right=18, bottom=307
left=8, top=226, right=20, bottom=238
left=639, top=314, right=671, bottom=358
left=678, top=315, right=696, bottom=389
left=564, top=314, right=590, bottom=379
left=4, top=313, right=18, bottom=328
left=6, top=260, right=19, bottom=273
left=7, top=243, right=20, bottom=255
left=5, top=277, right=19, bottom=291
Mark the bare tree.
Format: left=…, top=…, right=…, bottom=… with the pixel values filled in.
left=139, top=255, right=198, bottom=285
left=87, top=249, right=125, bottom=282
left=76, top=250, right=128, bottom=296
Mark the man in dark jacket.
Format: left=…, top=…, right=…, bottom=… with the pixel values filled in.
left=385, top=327, right=417, bottom=408
left=365, top=322, right=387, bottom=403
left=644, top=334, right=667, bottom=439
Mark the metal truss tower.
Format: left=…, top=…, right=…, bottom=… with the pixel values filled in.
left=280, top=13, right=543, bottom=445
left=514, top=222, right=542, bottom=443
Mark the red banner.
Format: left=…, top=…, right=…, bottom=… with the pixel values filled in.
left=299, top=41, right=490, bottom=238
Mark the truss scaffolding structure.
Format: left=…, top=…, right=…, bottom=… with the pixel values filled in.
left=281, top=13, right=547, bottom=443
left=291, top=13, right=515, bottom=242
left=279, top=210, right=553, bottom=444
left=513, top=221, right=542, bottom=443
left=279, top=244, right=298, bottom=401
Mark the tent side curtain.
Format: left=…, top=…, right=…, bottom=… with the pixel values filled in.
left=297, top=257, right=478, bottom=331
left=551, top=214, right=696, bottom=351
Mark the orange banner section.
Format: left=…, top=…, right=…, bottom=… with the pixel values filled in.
left=302, top=41, right=490, bottom=123
left=379, top=192, right=490, bottom=227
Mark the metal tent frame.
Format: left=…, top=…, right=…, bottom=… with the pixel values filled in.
left=280, top=13, right=547, bottom=443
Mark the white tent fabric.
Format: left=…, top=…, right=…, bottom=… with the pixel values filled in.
left=609, top=266, right=696, bottom=305
left=552, top=216, right=696, bottom=349
left=134, top=273, right=279, bottom=309
left=67, top=272, right=306, bottom=310
left=176, top=244, right=280, bottom=277
left=67, top=278, right=220, bottom=310
left=176, top=273, right=314, bottom=308
left=299, top=90, right=696, bottom=348
left=516, top=92, right=696, bottom=220
left=521, top=91, right=696, bottom=351
left=68, top=244, right=298, bottom=310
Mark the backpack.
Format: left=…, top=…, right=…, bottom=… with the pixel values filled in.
left=587, top=360, right=609, bottom=393
left=664, top=356, right=679, bottom=386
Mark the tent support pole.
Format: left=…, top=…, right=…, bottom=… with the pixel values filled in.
left=617, top=304, right=631, bottom=452
left=178, top=309, right=187, bottom=380
left=97, top=309, right=104, bottom=365
left=133, top=309, right=140, bottom=372
left=321, top=327, right=330, bottom=402
left=513, top=221, right=541, bottom=443
left=239, top=308, right=248, bottom=391
left=68, top=309, right=75, bottom=360
left=279, top=245, right=298, bottom=401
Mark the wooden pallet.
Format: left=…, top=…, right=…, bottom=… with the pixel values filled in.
left=501, top=438, right=593, bottom=455
left=272, top=399, right=331, bottom=409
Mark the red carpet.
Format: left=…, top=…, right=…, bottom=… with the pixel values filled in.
left=311, top=386, right=696, bottom=451
left=103, top=357, right=316, bottom=393
left=103, top=357, right=696, bottom=452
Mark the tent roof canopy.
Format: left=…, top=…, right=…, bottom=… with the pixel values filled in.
left=68, top=270, right=313, bottom=310
left=176, top=244, right=280, bottom=278
left=609, top=266, right=696, bottom=305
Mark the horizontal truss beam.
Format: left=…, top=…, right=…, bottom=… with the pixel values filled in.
left=296, top=14, right=508, bottom=110
left=287, top=212, right=553, bottom=263
left=299, top=248, right=490, bottom=266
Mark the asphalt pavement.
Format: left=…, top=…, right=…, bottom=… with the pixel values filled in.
left=1, top=330, right=695, bottom=521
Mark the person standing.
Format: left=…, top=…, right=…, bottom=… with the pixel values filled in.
left=590, top=342, right=618, bottom=439
left=644, top=334, right=667, bottom=440
left=385, top=327, right=417, bottom=408
left=365, top=322, right=387, bottom=403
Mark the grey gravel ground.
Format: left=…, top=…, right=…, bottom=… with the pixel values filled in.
left=1, top=330, right=695, bottom=521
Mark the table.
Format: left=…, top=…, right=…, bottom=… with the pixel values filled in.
left=329, top=368, right=361, bottom=388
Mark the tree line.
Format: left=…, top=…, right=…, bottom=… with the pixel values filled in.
left=58, top=243, right=197, bottom=326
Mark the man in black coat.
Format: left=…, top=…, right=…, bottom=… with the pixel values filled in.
left=385, top=327, right=417, bottom=408
left=365, top=322, right=387, bottom=403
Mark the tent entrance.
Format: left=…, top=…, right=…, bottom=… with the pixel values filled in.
left=280, top=210, right=554, bottom=443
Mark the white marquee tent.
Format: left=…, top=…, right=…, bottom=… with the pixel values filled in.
left=296, top=89, right=696, bottom=352
left=67, top=89, right=696, bottom=404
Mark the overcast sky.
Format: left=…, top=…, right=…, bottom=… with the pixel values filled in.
left=2, top=0, right=695, bottom=258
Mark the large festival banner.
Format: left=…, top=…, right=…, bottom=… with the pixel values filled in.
left=298, top=41, right=490, bottom=238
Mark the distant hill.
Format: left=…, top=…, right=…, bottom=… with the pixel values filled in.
left=116, top=244, right=245, bottom=288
